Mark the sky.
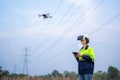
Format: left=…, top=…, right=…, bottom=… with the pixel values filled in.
left=0, top=0, right=120, bottom=75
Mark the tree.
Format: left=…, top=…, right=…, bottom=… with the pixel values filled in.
left=0, top=66, right=2, bottom=79
left=2, top=70, right=9, bottom=80
left=9, top=73, right=19, bottom=79
left=93, top=71, right=107, bottom=80
left=118, top=71, right=120, bottom=80
left=2, top=70, right=9, bottom=76
left=18, top=73, right=27, bottom=77
left=63, top=71, right=69, bottom=77
left=52, top=70, right=60, bottom=77
left=107, top=66, right=119, bottom=80
left=68, top=71, right=77, bottom=80
left=63, top=71, right=77, bottom=80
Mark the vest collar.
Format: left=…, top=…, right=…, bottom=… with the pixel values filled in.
left=81, top=45, right=89, bottom=50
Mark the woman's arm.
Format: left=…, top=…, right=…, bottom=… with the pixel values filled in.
left=82, top=55, right=92, bottom=62
left=75, top=54, right=92, bottom=62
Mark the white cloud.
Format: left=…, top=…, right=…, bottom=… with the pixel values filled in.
left=67, top=0, right=83, bottom=5
left=14, top=8, right=42, bottom=15
left=0, top=26, right=65, bottom=39
left=14, top=8, right=44, bottom=23
left=6, top=0, right=117, bottom=44
left=10, top=1, right=98, bottom=39
left=0, top=27, right=41, bottom=39
left=66, top=0, right=93, bottom=9
left=66, top=0, right=98, bottom=27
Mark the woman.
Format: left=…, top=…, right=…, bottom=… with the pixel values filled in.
left=74, top=35, right=95, bottom=80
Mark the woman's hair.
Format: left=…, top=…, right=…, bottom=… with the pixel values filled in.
left=85, top=37, right=89, bottom=44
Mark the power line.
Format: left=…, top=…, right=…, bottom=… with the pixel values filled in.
left=31, top=0, right=78, bottom=53
left=28, top=0, right=64, bottom=48
left=45, top=43, right=77, bottom=62
left=60, top=0, right=105, bottom=38
left=37, top=0, right=96, bottom=47
left=66, top=0, right=105, bottom=34
left=31, top=0, right=96, bottom=54
left=89, top=11, right=120, bottom=36
left=52, top=0, right=88, bottom=31
left=42, top=10, right=120, bottom=62
left=46, top=0, right=97, bottom=43
left=30, top=0, right=120, bottom=67
left=46, top=0, right=78, bottom=37
left=53, top=0, right=64, bottom=15
left=38, top=0, right=86, bottom=45
left=32, top=0, right=104, bottom=60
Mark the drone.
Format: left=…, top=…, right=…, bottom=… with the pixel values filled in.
left=38, top=13, right=52, bottom=19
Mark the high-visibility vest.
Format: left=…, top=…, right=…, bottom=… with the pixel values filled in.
left=78, top=45, right=95, bottom=62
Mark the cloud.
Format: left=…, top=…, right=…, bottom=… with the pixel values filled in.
left=14, top=8, right=42, bottom=15
left=66, top=0, right=83, bottom=5
left=66, top=0, right=93, bottom=9
left=9, top=1, right=98, bottom=39
left=0, top=26, right=66, bottom=39
left=14, top=8, right=44, bottom=23
left=0, top=25, right=80, bottom=40
left=66, top=0, right=98, bottom=27
left=5, top=1, right=117, bottom=43
left=0, top=27, right=41, bottom=39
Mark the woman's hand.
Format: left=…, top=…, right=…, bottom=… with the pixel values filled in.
left=75, top=53, right=82, bottom=58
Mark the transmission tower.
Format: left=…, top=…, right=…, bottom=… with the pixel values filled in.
left=14, top=64, right=16, bottom=73
left=22, top=48, right=29, bottom=76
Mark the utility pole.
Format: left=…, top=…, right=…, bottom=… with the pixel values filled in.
left=22, top=48, right=29, bottom=76
left=13, top=64, right=16, bottom=80
left=14, top=64, right=16, bottom=74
